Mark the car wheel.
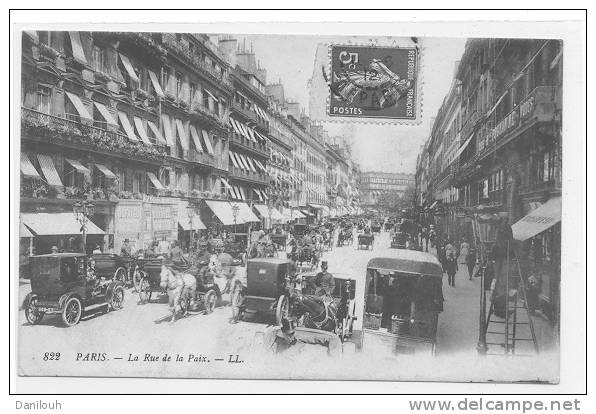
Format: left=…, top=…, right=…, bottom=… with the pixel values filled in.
left=110, top=285, right=125, bottom=311
left=61, top=297, right=82, bottom=327
left=275, top=295, right=289, bottom=326
left=203, top=290, right=217, bottom=314
left=25, top=296, right=44, bottom=325
left=138, top=277, right=151, bottom=304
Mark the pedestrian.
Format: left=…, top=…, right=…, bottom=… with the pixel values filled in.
left=445, top=239, right=457, bottom=259
left=92, top=245, right=102, bottom=254
left=444, top=253, right=458, bottom=287
left=120, top=238, right=132, bottom=257
left=459, top=238, right=470, bottom=264
left=421, top=226, right=429, bottom=252
left=466, top=247, right=477, bottom=280
left=436, top=238, right=447, bottom=273
left=229, top=279, right=246, bottom=324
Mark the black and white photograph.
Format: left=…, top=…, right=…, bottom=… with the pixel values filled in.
left=9, top=11, right=586, bottom=396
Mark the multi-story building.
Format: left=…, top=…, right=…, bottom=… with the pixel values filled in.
left=415, top=38, right=562, bottom=322
left=218, top=37, right=270, bottom=207
left=20, top=31, right=234, bottom=255
left=359, top=171, right=415, bottom=208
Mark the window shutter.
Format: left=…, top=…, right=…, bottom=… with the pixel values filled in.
left=51, top=88, right=64, bottom=117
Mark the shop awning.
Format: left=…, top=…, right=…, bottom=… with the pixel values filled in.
left=229, top=152, right=240, bottom=168
left=231, top=202, right=260, bottom=223
left=118, top=111, right=139, bottom=142
left=254, top=159, right=267, bottom=172
left=178, top=210, right=206, bottom=231
left=147, top=121, right=167, bottom=145
left=175, top=119, right=190, bottom=151
left=65, top=158, right=91, bottom=176
left=220, top=177, right=233, bottom=191
left=37, top=154, right=63, bottom=187
left=21, top=154, right=40, bottom=179
left=301, top=209, right=314, bottom=217
left=260, top=190, right=269, bottom=201
left=146, top=172, right=165, bottom=190
left=253, top=188, right=264, bottom=202
left=133, top=117, right=152, bottom=145
left=206, top=200, right=245, bottom=226
left=21, top=212, right=105, bottom=236
left=271, top=208, right=286, bottom=223
left=245, top=156, right=258, bottom=173
left=161, top=114, right=176, bottom=147
left=147, top=69, right=165, bottom=99
left=253, top=204, right=269, bottom=218
left=189, top=125, right=204, bottom=153
left=68, top=32, right=87, bottom=65
left=308, top=203, right=326, bottom=210
left=229, top=118, right=243, bottom=136
left=119, top=53, right=140, bottom=84
left=201, top=129, right=214, bottom=154
left=512, top=197, right=561, bottom=241
left=93, top=101, right=117, bottom=125
left=65, top=91, right=92, bottom=121
left=20, top=222, right=34, bottom=238
left=293, top=209, right=306, bottom=219
left=94, top=163, right=117, bottom=180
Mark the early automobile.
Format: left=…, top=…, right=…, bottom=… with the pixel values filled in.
left=390, top=231, right=409, bottom=249
left=357, top=233, right=374, bottom=250
left=24, top=253, right=125, bottom=327
left=357, top=253, right=444, bottom=356
left=241, top=258, right=294, bottom=324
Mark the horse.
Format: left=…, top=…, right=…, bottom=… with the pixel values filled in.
left=160, top=264, right=197, bottom=323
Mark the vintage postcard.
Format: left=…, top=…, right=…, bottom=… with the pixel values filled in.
left=11, top=16, right=585, bottom=392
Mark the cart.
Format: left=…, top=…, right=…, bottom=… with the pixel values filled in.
left=357, top=234, right=375, bottom=250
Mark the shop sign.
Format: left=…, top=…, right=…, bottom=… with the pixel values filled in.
left=115, top=203, right=143, bottom=234
left=152, top=204, right=173, bottom=233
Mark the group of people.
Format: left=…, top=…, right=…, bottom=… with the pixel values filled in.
left=434, top=236, right=477, bottom=287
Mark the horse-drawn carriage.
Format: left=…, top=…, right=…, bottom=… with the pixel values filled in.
left=336, top=227, right=354, bottom=247
left=24, top=253, right=125, bottom=327
left=210, top=237, right=246, bottom=265
left=289, top=240, right=321, bottom=272
left=371, top=223, right=382, bottom=234
left=390, top=231, right=409, bottom=249
left=295, top=272, right=357, bottom=342
left=92, top=253, right=131, bottom=285
left=357, top=233, right=375, bottom=250
left=270, top=233, right=287, bottom=252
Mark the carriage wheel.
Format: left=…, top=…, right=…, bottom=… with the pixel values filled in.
left=25, top=296, right=44, bottom=325
left=138, top=277, right=151, bottom=304
left=61, top=297, right=82, bottom=327
left=275, top=295, right=289, bottom=325
left=109, top=286, right=125, bottom=311
left=203, top=290, right=217, bottom=314
left=114, top=267, right=127, bottom=284
left=133, top=269, right=145, bottom=293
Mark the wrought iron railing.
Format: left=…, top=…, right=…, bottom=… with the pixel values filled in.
left=229, top=166, right=269, bottom=185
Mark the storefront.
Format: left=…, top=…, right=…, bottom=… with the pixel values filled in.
left=511, top=196, right=561, bottom=323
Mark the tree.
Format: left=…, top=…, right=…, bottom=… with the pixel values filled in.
left=374, top=185, right=416, bottom=214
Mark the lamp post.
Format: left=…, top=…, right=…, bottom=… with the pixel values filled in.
left=73, top=200, right=95, bottom=254
left=268, top=203, right=273, bottom=231
left=187, top=203, right=195, bottom=252
left=231, top=204, right=239, bottom=235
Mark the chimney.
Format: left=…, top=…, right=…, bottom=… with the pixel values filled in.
left=286, top=102, right=301, bottom=120
left=218, top=37, right=238, bottom=67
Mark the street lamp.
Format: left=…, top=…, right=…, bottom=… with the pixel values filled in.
left=267, top=203, right=273, bottom=231
left=231, top=203, right=240, bottom=235
left=73, top=200, right=95, bottom=254
left=187, top=203, right=196, bottom=252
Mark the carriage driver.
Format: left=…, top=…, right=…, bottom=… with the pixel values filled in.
left=313, top=261, right=334, bottom=297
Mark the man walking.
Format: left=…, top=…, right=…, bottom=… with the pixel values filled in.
left=466, top=247, right=477, bottom=280
left=444, top=252, right=458, bottom=287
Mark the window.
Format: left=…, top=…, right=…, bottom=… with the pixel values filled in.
left=176, top=73, right=183, bottom=98
left=189, top=82, right=196, bottom=104
left=92, top=46, right=105, bottom=72
left=202, top=88, right=209, bottom=108
left=160, top=67, right=170, bottom=89
left=35, top=85, right=52, bottom=114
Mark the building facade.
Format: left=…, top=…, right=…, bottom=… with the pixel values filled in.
left=415, top=38, right=562, bottom=322
left=359, top=171, right=415, bottom=208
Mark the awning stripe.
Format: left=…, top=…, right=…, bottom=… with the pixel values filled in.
left=147, top=69, right=165, bottom=98
left=68, top=32, right=87, bottom=65
left=204, top=89, right=218, bottom=102
left=94, top=163, right=117, bottom=180
left=220, top=177, right=233, bottom=191
left=65, top=91, right=92, bottom=120
left=229, top=152, right=240, bottom=168
left=206, top=200, right=245, bottom=226
left=512, top=197, right=561, bottom=241
left=21, top=154, right=40, bottom=179
left=189, top=125, right=204, bottom=153
left=146, top=172, right=165, bottom=190
left=253, top=188, right=264, bottom=202
left=37, top=154, right=63, bottom=187
left=93, top=102, right=117, bottom=125
left=201, top=129, right=214, bottom=155
left=147, top=121, right=167, bottom=145
left=118, top=111, right=139, bottom=142
left=119, top=53, right=140, bottom=84
left=175, top=119, right=190, bottom=151
left=230, top=118, right=243, bottom=136
left=65, top=158, right=91, bottom=176
left=245, top=156, right=258, bottom=173
left=161, top=115, right=176, bottom=147
left=133, top=117, right=152, bottom=145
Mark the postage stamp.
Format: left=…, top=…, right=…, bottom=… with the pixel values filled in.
left=327, top=45, right=419, bottom=120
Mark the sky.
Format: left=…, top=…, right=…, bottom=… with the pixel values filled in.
left=230, top=35, right=467, bottom=174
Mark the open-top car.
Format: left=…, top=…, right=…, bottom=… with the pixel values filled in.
left=24, top=253, right=125, bottom=327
